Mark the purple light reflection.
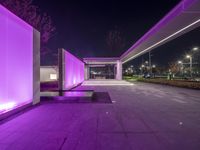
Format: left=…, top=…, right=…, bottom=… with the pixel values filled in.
left=0, top=5, right=33, bottom=113
left=64, top=50, right=84, bottom=89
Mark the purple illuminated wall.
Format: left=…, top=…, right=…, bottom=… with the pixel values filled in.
left=64, top=50, right=84, bottom=89
left=0, top=5, right=40, bottom=114
left=59, top=49, right=84, bottom=90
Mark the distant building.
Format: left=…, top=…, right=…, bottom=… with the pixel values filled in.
left=40, top=66, right=58, bottom=82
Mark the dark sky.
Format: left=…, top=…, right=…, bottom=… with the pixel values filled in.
left=32, top=0, right=198, bottom=66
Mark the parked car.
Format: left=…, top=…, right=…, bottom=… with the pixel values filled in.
left=143, top=73, right=151, bottom=78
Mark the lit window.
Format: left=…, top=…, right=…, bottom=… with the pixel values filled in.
left=50, top=74, right=57, bottom=80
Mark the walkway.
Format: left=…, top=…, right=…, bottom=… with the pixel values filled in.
left=0, top=80, right=200, bottom=150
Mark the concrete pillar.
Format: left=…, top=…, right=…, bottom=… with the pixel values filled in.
left=116, top=60, right=122, bottom=80
left=84, top=65, right=89, bottom=80
left=33, top=29, right=40, bottom=105
left=58, top=48, right=65, bottom=91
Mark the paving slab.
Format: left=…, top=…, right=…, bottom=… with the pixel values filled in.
left=0, top=80, right=200, bottom=150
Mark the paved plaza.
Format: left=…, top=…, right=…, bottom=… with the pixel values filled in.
left=0, top=80, right=200, bottom=150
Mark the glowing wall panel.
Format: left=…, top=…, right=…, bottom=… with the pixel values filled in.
left=0, top=5, right=40, bottom=114
left=58, top=49, right=84, bottom=90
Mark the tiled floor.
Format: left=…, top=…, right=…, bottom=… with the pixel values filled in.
left=0, top=80, right=200, bottom=150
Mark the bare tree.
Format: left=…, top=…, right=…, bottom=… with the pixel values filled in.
left=106, top=29, right=126, bottom=56
left=168, top=62, right=179, bottom=75
left=1, top=0, right=56, bottom=56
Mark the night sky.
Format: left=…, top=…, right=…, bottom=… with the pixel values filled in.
left=32, top=0, right=199, bottom=66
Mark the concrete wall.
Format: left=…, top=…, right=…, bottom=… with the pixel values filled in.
left=58, top=49, right=85, bottom=90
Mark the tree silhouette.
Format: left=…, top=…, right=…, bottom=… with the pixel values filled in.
left=168, top=62, right=179, bottom=75
left=106, top=29, right=126, bottom=56
left=1, top=0, right=56, bottom=56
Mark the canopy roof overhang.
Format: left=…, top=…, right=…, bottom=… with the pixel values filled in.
left=120, top=0, right=200, bottom=64
left=83, top=57, right=119, bottom=65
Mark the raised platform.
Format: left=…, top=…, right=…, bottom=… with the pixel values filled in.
left=40, top=90, right=94, bottom=102
left=82, top=79, right=134, bottom=86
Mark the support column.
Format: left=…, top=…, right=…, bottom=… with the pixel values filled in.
left=84, top=65, right=89, bottom=80
left=33, top=29, right=40, bottom=105
left=58, top=48, right=65, bottom=91
left=116, top=60, right=122, bottom=80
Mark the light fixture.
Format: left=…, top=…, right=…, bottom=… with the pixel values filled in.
left=186, top=55, right=191, bottom=58
left=193, top=47, right=198, bottom=51
left=50, top=74, right=57, bottom=80
left=0, top=102, right=16, bottom=111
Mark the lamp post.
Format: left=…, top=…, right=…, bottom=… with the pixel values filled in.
left=149, top=51, right=152, bottom=74
left=186, top=55, right=192, bottom=77
left=141, top=64, right=145, bottom=75
left=178, top=60, right=183, bottom=75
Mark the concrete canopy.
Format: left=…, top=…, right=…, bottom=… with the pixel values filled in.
left=120, top=0, right=200, bottom=63
left=83, top=57, right=119, bottom=65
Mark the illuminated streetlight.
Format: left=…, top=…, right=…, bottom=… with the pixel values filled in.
left=178, top=61, right=183, bottom=75
left=186, top=54, right=193, bottom=77
left=141, top=64, right=145, bottom=68
left=186, top=55, right=191, bottom=58
left=178, top=61, right=182, bottom=64
left=193, top=47, right=199, bottom=51
left=152, top=65, right=156, bottom=68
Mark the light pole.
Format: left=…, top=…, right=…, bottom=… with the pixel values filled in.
left=149, top=51, right=152, bottom=74
left=192, top=46, right=199, bottom=65
left=152, top=65, right=156, bottom=77
left=141, top=64, right=145, bottom=75
left=178, top=60, right=183, bottom=75
left=186, top=55, right=192, bottom=77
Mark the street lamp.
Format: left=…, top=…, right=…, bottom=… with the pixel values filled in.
left=186, top=55, right=192, bottom=77
left=152, top=65, right=156, bottom=68
left=186, top=55, right=191, bottom=58
left=178, top=61, right=182, bottom=64
left=178, top=60, right=183, bottom=75
left=193, top=47, right=199, bottom=51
